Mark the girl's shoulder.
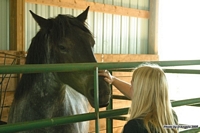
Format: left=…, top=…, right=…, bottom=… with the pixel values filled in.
left=123, top=119, right=148, bottom=133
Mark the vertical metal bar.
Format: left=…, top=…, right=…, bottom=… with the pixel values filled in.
left=106, top=71, right=113, bottom=133
left=94, top=67, right=99, bottom=133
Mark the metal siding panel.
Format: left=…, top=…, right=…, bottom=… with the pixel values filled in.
left=137, top=18, right=148, bottom=54
left=35, top=5, right=46, bottom=32
left=121, top=0, right=129, bottom=8
left=129, top=17, right=137, bottom=54
left=0, top=0, right=9, bottom=50
left=24, top=0, right=149, bottom=54
left=25, top=3, right=37, bottom=50
left=60, top=8, right=73, bottom=15
left=0, top=0, right=150, bottom=53
left=49, top=6, right=60, bottom=18
left=36, top=4, right=49, bottom=18
left=112, top=0, right=124, bottom=54
left=93, top=12, right=103, bottom=53
left=130, top=0, right=139, bottom=8
left=129, top=0, right=139, bottom=54
left=104, top=0, right=113, bottom=4
left=0, top=0, right=146, bottom=53
left=113, top=0, right=122, bottom=6
left=112, top=15, right=121, bottom=54
left=72, top=9, right=82, bottom=17
left=136, top=0, right=149, bottom=54
left=121, top=16, right=129, bottom=54
left=103, top=13, right=112, bottom=54
left=87, top=11, right=94, bottom=35
left=138, top=0, right=149, bottom=10
left=102, top=0, right=114, bottom=53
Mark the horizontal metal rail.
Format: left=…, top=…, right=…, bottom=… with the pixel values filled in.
left=0, top=60, right=200, bottom=74
left=164, top=69, right=200, bottom=74
left=112, top=96, right=200, bottom=105
left=110, top=97, right=200, bottom=120
left=180, top=127, right=200, bottom=133
left=171, top=98, right=200, bottom=107
left=0, top=60, right=199, bottom=133
left=111, top=68, right=200, bottom=74
left=0, top=108, right=129, bottom=133
left=112, top=96, right=200, bottom=107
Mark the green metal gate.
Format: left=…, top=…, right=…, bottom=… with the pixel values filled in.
left=0, top=60, right=200, bottom=133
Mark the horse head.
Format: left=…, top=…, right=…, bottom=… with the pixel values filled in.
left=29, top=7, right=111, bottom=108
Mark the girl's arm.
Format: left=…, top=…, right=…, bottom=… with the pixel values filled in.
left=99, top=70, right=132, bottom=99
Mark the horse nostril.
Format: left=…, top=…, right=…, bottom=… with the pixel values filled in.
left=88, top=87, right=110, bottom=108
left=89, top=88, right=108, bottom=97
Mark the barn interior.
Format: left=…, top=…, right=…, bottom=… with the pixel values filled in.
left=0, top=0, right=200, bottom=133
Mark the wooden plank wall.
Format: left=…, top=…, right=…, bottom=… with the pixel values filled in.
left=0, top=51, right=158, bottom=132
left=0, top=51, right=26, bottom=122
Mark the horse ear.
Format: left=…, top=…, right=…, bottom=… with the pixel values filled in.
left=29, top=10, right=50, bottom=29
left=77, top=6, right=90, bottom=22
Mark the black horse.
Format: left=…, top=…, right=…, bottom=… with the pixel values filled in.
left=8, top=7, right=110, bottom=133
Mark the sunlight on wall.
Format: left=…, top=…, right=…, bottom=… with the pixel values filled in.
left=158, top=0, right=200, bottom=127
left=158, top=0, right=200, bottom=100
left=167, top=73, right=200, bottom=100
left=158, top=0, right=200, bottom=60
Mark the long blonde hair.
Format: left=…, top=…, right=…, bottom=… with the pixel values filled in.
left=127, top=64, right=178, bottom=133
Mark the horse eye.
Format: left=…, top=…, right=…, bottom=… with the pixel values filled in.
left=58, top=45, right=66, bottom=51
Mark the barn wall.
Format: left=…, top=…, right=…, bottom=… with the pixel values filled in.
left=24, top=0, right=149, bottom=54
left=0, top=0, right=149, bottom=53
left=0, top=0, right=10, bottom=50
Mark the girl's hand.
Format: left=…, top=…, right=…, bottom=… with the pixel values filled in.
left=98, top=70, right=114, bottom=84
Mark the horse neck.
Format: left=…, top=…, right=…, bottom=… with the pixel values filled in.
left=14, top=72, right=62, bottom=101
left=34, top=72, right=63, bottom=92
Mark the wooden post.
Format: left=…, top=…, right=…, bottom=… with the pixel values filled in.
left=148, top=0, right=159, bottom=54
left=9, top=0, right=25, bottom=51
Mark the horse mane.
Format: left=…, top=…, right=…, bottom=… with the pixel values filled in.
left=14, top=14, right=92, bottom=101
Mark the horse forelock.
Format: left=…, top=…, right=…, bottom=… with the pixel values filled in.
left=49, top=14, right=93, bottom=43
left=47, top=14, right=95, bottom=64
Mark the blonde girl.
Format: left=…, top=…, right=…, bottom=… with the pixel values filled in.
left=99, top=64, right=178, bottom=133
